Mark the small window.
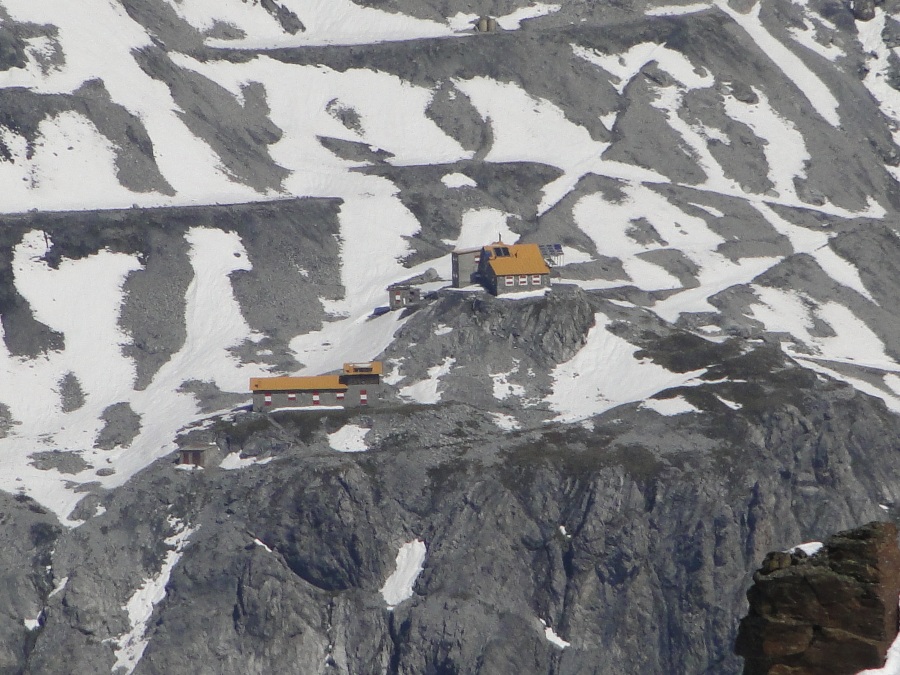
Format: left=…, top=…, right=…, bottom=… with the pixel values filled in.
left=518, top=275, right=527, bottom=285
left=312, top=391, right=320, bottom=405
left=264, top=393, right=272, bottom=406
left=532, top=275, right=542, bottom=285
left=288, top=392, right=296, bottom=401
left=494, top=247, right=510, bottom=257
left=504, top=276, right=514, bottom=286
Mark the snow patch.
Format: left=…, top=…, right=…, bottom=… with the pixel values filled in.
left=254, top=538, right=273, bottom=553
left=219, top=453, right=275, bottom=470
left=547, top=313, right=706, bottom=422
left=539, top=619, right=570, bottom=649
left=441, top=172, right=477, bottom=189
left=328, top=424, right=370, bottom=452
left=642, top=396, right=699, bottom=416
left=489, top=412, right=521, bottom=431
left=111, top=517, right=196, bottom=675
left=494, top=3, right=562, bottom=30
left=381, top=539, right=426, bottom=609
left=400, top=357, right=455, bottom=404
left=788, top=541, right=823, bottom=556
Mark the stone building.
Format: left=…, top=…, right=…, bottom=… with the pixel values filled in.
left=478, top=242, right=551, bottom=295
left=250, top=362, right=383, bottom=412
left=453, top=241, right=552, bottom=295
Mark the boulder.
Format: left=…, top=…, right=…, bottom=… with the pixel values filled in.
left=736, top=521, right=900, bottom=675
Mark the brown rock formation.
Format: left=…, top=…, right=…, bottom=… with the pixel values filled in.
left=736, top=521, right=900, bottom=675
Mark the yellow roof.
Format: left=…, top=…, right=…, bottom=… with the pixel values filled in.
left=250, top=375, right=347, bottom=392
left=484, top=242, right=550, bottom=276
left=342, top=361, right=383, bottom=375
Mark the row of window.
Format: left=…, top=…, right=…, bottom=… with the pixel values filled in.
left=261, top=390, right=367, bottom=405
left=504, top=275, right=543, bottom=287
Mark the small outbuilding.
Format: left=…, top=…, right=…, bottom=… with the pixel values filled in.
left=178, top=443, right=221, bottom=468
left=451, top=247, right=483, bottom=288
left=388, top=284, right=421, bottom=310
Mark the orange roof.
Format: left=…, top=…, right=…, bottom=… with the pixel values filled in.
left=250, top=375, right=347, bottom=392
left=484, top=242, right=550, bottom=276
left=342, top=361, right=383, bottom=375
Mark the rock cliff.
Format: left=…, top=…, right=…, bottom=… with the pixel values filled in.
left=736, top=522, right=900, bottom=675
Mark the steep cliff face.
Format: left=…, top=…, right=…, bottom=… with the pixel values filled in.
left=736, top=522, right=900, bottom=675
left=6, top=326, right=900, bottom=675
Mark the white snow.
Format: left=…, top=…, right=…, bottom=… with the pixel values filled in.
left=433, top=325, right=453, bottom=336
left=748, top=288, right=893, bottom=370
left=713, top=0, right=840, bottom=127
left=400, top=357, right=455, bottom=404
left=539, top=619, right=571, bottom=649
left=494, top=3, right=562, bottom=30
left=642, top=396, right=699, bottom=416
left=49, top=577, right=68, bottom=598
left=254, top=538, right=273, bottom=553
left=489, top=412, right=521, bottom=431
left=491, top=365, right=526, bottom=401
left=327, top=424, right=370, bottom=452
left=788, top=16, right=844, bottom=61
left=717, top=396, right=743, bottom=410
left=380, top=539, right=427, bottom=609
left=176, top=0, right=461, bottom=48
left=112, top=517, right=196, bottom=675
left=450, top=208, right=517, bottom=250
left=455, top=74, right=663, bottom=214
left=441, top=172, right=477, bottom=189
left=857, top=10, right=900, bottom=185
left=0, top=0, right=261, bottom=211
left=547, top=313, right=707, bottom=422
left=219, top=453, right=275, bottom=470
left=723, top=88, right=810, bottom=200
left=789, top=541, right=823, bottom=556
left=23, top=616, right=40, bottom=631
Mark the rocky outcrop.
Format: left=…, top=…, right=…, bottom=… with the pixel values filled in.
left=736, top=521, right=900, bottom=675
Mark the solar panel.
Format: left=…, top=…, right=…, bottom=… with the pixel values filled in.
left=539, top=243, right=564, bottom=266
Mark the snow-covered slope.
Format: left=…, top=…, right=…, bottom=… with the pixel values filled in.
left=2, top=0, right=900, bottom=528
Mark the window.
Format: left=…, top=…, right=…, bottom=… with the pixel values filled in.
left=336, top=392, right=345, bottom=401
left=288, top=392, right=296, bottom=401
left=494, top=247, right=510, bottom=257
left=504, top=276, right=514, bottom=287
left=518, top=275, right=527, bottom=285
left=360, top=389, right=368, bottom=405
left=532, top=275, right=542, bottom=285
left=264, top=393, right=272, bottom=406
left=312, top=391, right=320, bottom=405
